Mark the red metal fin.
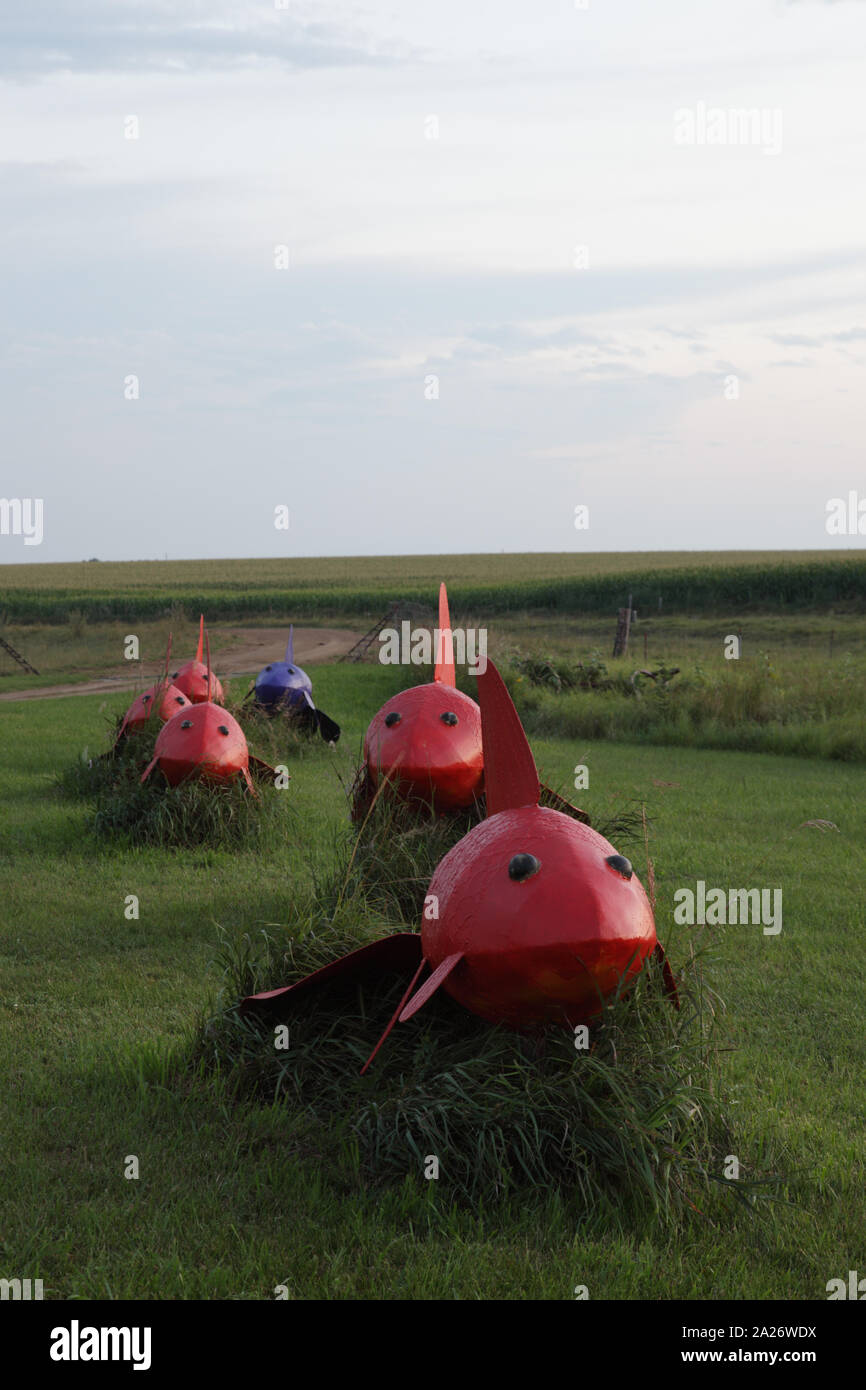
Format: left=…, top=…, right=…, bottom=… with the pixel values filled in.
left=195, top=615, right=204, bottom=665
left=238, top=933, right=423, bottom=1017
left=241, top=766, right=258, bottom=798
left=249, top=754, right=279, bottom=782
left=434, top=581, right=456, bottom=686
left=653, top=943, right=680, bottom=1011
left=205, top=627, right=212, bottom=703
left=538, top=783, right=591, bottom=825
left=398, top=950, right=464, bottom=1023
left=476, top=660, right=539, bottom=815
left=140, top=757, right=158, bottom=783
left=360, top=956, right=428, bottom=1074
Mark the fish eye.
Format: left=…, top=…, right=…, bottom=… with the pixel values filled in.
left=218, top=725, right=229, bottom=735
left=605, top=854, right=633, bottom=880
left=440, top=711, right=458, bottom=726
left=175, top=697, right=184, bottom=704
left=265, top=665, right=272, bottom=671
left=508, top=853, right=540, bottom=882
left=384, top=711, right=401, bottom=727
left=181, top=719, right=193, bottom=729
left=143, top=695, right=150, bottom=703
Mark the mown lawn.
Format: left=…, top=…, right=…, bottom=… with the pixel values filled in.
left=1, top=664, right=863, bottom=1299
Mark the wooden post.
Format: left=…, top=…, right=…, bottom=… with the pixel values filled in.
left=612, top=594, right=635, bottom=658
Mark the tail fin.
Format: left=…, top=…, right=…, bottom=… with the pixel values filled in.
left=434, top=582, right=456, bottom=686
left=195, top=614, right=204, bottom=664
left=285, top=625, right=294, bottom=667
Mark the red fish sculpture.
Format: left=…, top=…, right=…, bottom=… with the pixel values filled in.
left=141, top=631, right=273, bottom=794
left=118, top=682, right=190, bottom=738
left=241, top=661, right=676, bottom=1068
left=361, top=583, right=483, bottom=811
left=172, top=615, right=225, bottom=704
left=117, top=634, right=190, bottom=741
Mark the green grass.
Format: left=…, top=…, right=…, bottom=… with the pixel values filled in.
left=1, top=658, right=864, bottom=1298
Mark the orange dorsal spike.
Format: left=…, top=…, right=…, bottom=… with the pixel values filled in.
left=477, top=660, right=539, bottom=816
left=195, top=614, right=204, bottom=665
left=434, top=582, right=456, bottom=686
left=205, top=628, right=212, bottom=702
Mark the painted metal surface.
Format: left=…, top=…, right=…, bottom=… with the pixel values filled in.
left=241, top=659, right=677, bottom=1068
left=173, top=616, right=225, bottom=705
left=253, top=626, right=314, bottom=709
left=140, top=703, right=254, bottom=791
left=118, top=682, right=190, bottom=737
left=362, top=582, right=483, bottom=809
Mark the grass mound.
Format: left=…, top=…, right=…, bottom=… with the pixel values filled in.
left=200, top=908, right=767, bottom=1217
left=55, top=714, right=290, bottom=848
left=91, top=770, right=287, bottom=847
left=195, top=796, right=779, bottom=1220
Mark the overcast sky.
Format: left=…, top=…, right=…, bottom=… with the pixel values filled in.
left=1, top=0, right=865, bottom=563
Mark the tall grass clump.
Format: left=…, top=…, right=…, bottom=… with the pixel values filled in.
left=198, top=904, right=771, bottom=1219
left=55, top=716, right=289, bottom=848
left=509, top=651, right=866, bottom=763
left=192, top=796, right=778, bottom=1221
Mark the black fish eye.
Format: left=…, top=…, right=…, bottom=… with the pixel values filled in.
left=606, top=854, right=633, bottom=880
left=384, top=711, right=401, bottom=727
left=143, top=695, right=150, bottom=702
left=181, top=719, right=193, bottom=729
left=440, top=711, right=458, bottom=725
left=218, top=725, right=229, bottom=735
left=175, top=696, right=184, bottom=704
left=508, top=853, right=540, bottom=882
left=265, top=665, right=272, bottom=671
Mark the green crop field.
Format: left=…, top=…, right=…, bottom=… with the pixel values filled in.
left=2, top=550, right=864, bottom=624
left=1, top=646, right=864, bottom=1300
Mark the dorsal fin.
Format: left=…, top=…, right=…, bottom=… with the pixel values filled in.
left=195, top=614, right=204, bottom=664
left=285, top=625, right=294, bottom=667
left=205, top=627, right=212, bottom=703
left=477, top=660, right=539, bottom=815
left=158, top=632, right=173, bottom=691
left=434, top=582, right=455, bottom=686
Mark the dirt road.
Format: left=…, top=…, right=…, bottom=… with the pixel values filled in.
left=0, top=626, right=360, bottom=702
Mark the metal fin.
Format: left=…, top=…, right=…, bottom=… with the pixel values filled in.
left=195, top=614, right=204, bottom=665
left=398, top=950, right=464, bottom=1022
left=140, top=757, right=158, bottom=783
left=286, top=625, right=294, bottom=666
left=477, top=660, right=539, bottom=816
left=360, top=957, right=428, bottom=1074
left=434, top=582, right=456, bottom=686
left=652, top=943, right=680, bottom=1010
left=238, top=933, right=423, bottom=1017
